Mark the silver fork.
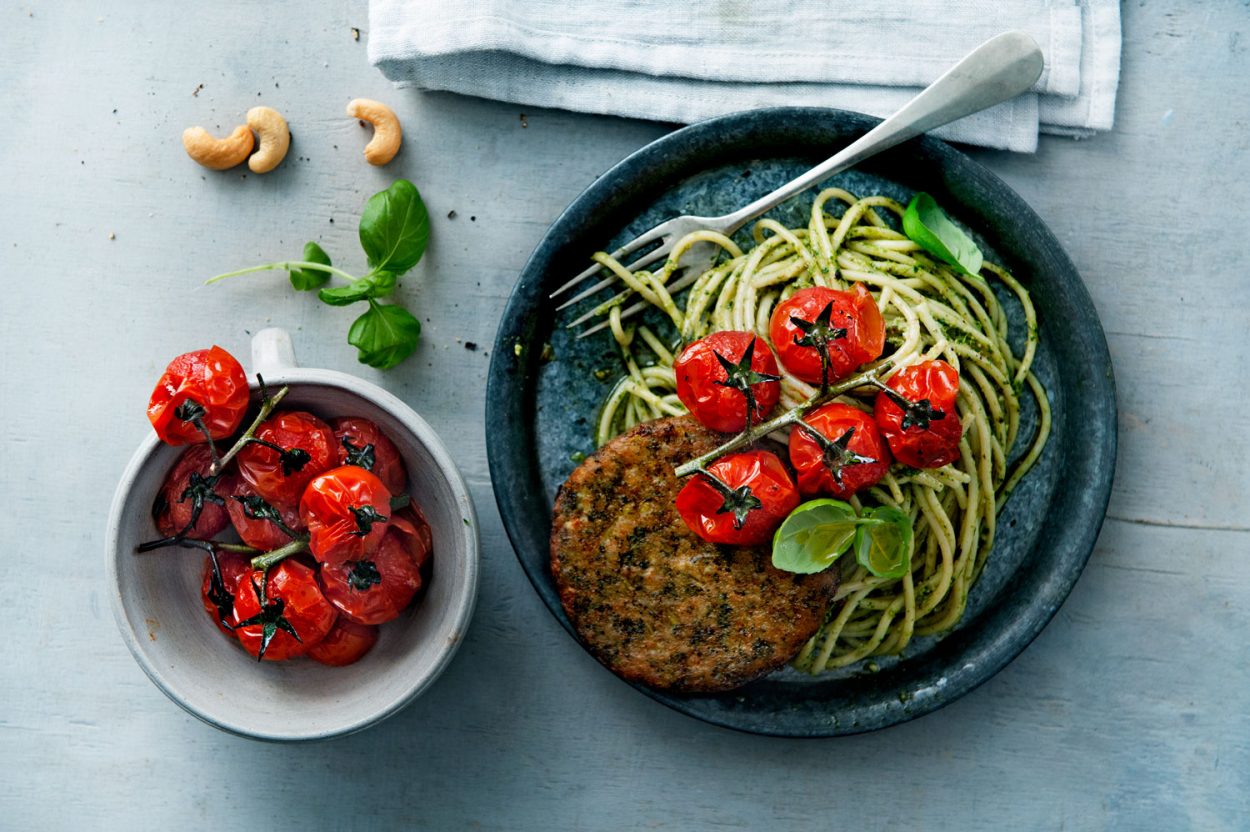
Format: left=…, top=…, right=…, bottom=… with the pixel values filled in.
left=552, top=30, right=1044, bottom=339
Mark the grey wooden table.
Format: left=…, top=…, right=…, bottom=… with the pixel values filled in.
left=2, top=2, right=1247, bottom=829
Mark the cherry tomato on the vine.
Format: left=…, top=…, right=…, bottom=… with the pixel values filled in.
left=331, top=417, right=408, bottom=495
left=200, top=551, right=252, bottom=636
left=318, top=510, right=425, bottom=625
left=675, top=450, right=799, bottom=546
left=222, top=475, right=305, bottom=551
left=299, top=466, right=393, bottom=567
left=148, top=346, right=249, bottom=445
left=788, top=402, right=891, bottom=499
left=235, top=410, right=337, bottom=507
left=232, top=560, right=337, bottom=661
left=874, top=359, right=963, bottom=469
left=307, top=618, right=379, bottom=667
left=768, top=284, right=884, bottom=385
left=674, top=331, right=781, bottom=433
left=153, top=444, right=230, bottom=539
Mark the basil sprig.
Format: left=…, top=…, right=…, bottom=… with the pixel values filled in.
left=772, top=499, right=914, bottom=577
left=902, top=192, right=983, bottom=277
left=853, top=506, right=913, bottom=579
left=207, top=179, right=430, bottom=369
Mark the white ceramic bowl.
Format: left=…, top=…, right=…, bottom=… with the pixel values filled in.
left=106, top=329, right=480, bottom=741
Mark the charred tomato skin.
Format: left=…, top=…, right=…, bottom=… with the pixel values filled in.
left=788, top=402, right=892, bottom=499
left=299, top=466, right=393, bottom=567
left=768, top=284, right=884, bottom=384
left=675, top=449, right=799, bottom=546
left=874, top=359, right=963, bottom=468
left=154, top=444, right=231, bottom=538
left=331, top=417, right=408, bottom=495
left=232, top=560, right=338, bottom=661
left=148, top=346, right=250, bottom=445
left=674, top=331, right=781, bottom=433
left=318, top=510, right=426, bottom=625
left=221, top=474, right=305, bottom=550
left=235, top=410, right=337, bottom=507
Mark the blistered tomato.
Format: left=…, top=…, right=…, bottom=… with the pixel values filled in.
left=674, top=331, right=781, bottom=433
left=675, top=450, right=799, bottom=546
left=147, top=346, right=249, bottom=445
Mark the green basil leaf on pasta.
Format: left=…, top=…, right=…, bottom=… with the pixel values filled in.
left=348, top=300, right=421, bottom=369
left=358, top=179, right=430, bottom=275
left=289, top=242, right=332, bottom=291
left=853, top=506, right=913, bottom=579
left=903, top=192, right=983, bottom=277
left=771, top=499, right=859, bottom=574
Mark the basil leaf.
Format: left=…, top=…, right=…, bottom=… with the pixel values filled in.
left=772, top=499, right=859, bottom=574
left=289, top=242, right=332, bottom=291
left=317, top=271, right=396, bottom=306
left=853, top=506, right=913, bottom=579
left=902, top=192, right=983, bottom=277
left=359, top=179, right=430, bottom=275
left=348, top=301, right=421, bottom=369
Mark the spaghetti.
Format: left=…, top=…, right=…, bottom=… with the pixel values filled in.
left=585, top=188, right=1051, bottom=674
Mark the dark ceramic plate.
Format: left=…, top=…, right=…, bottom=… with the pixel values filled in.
left=486, top=108, right=1116, bottom=737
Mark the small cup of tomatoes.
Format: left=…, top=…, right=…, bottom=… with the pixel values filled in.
left=107, top=328, right=479, bottom=741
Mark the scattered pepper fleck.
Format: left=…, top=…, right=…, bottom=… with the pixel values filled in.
left=192, top=83, right=204, bottom=97
left=519, top=113, right=528, bottom=128
left=464, top=341, right=478, bottom=351
left=447, top=210, right=458, bottom=219
left=351, top=27, right=360, bottom=41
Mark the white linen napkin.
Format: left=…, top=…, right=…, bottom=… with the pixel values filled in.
left=368, top=0, right=1120, bottom=153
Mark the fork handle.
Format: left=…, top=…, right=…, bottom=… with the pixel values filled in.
left=720, top=31, right=1044, bottom=233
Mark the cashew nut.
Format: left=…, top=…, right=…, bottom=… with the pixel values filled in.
left=346, top=98, right=402, bottom=166
left=182, top=124, right=254, bottom=170
left=246, top=106, right=290, bottom=174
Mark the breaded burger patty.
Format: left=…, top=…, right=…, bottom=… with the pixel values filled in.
left=551, top=416, right=837, bottom=693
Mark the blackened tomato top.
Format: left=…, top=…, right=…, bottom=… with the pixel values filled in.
left=235, top=410, right=337, bottom=507
left=874, top=359, right=963, bottom=469
left=768, top=284, right=884, bottom=385
left=674, top=331, right=781, bottom=433
left=147, top=346, right=249, bottom=445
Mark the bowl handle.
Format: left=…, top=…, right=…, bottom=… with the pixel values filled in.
left=251, top=327, right=298, bottom=376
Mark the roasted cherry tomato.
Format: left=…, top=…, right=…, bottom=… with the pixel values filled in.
left=318, top=510, right=425, bottom=625
left=788, top=403, right=891, bottom=499
left=200, top=551, right=253, bottom=636
left=331, top=417, right=407, bottom=495
left=235, top=410, right=337, bottom=507
left=299, top=466, right=393, bottom=567
left=674, top=331, right=781, bottom=433
left=147, top=346, right=249, bottom=445
left=153, top=444, right=230, bottom=539
left=307, top=618, right=380, bottom=667
left=393, top=505, right=433, bottom=574
left=675, top=450, right=799, bottom=546
left=874, top=359, right=963, bottom=469
left=769, top=284, right=884, bottom=385
left=222, top=474, right=305, bottom=551
left=232, top=560, right=337, bottom=661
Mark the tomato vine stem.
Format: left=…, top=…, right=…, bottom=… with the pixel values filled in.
left=249, top=537, right=310, bottom=571
left=209, top=382, right=290, bottom=476
left=673, top=367, right=884, bottom=479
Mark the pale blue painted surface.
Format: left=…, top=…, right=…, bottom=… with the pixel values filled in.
left=0, top=1, right=1247, bottom=829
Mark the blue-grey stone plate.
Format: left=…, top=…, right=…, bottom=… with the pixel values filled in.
left=486, top=108, right=1116, bottom=737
